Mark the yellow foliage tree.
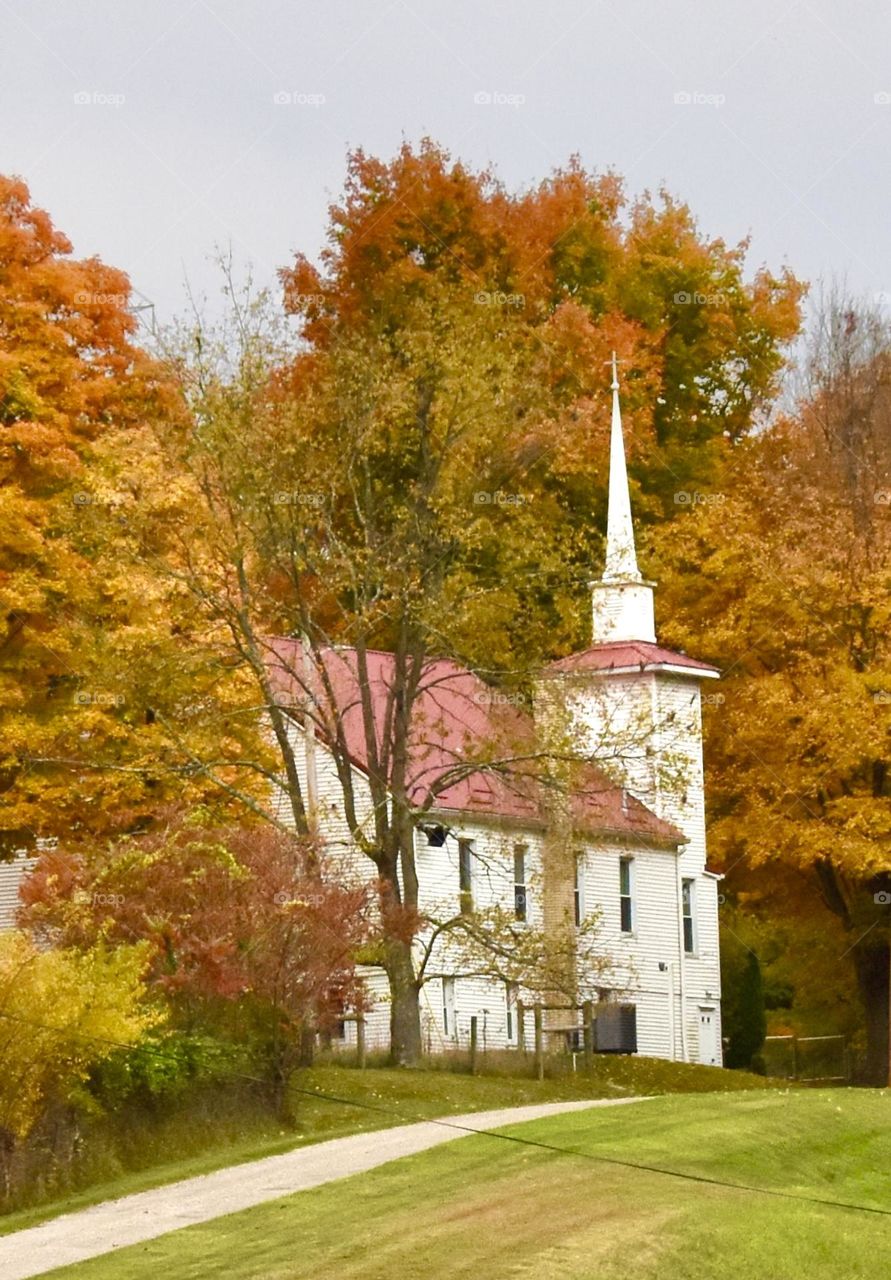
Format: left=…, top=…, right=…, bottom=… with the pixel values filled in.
left=0, top=932, right=157, bottom=1139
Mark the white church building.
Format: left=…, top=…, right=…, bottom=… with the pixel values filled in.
left=272, top=364, right=724, bottom=1066
left=0, top=367, right=723, bottom=1065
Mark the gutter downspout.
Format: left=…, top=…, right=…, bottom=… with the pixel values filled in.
left=667, top=962, right=676, bottom=1061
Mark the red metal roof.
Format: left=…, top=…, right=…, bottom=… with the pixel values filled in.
left=269, top=641, right=682, bottom=847
left=547, top=640, right=719, bottom=677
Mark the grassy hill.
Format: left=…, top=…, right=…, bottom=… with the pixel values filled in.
left=1, top=1056, right=773, bottom=1235
left=44, top=1089, right=891, bottom=1280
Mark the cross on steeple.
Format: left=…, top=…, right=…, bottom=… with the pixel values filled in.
left=606, top=350, right=625, bottom=391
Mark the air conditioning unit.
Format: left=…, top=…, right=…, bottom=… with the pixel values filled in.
left=593, top=1004, right=637, bottom=1054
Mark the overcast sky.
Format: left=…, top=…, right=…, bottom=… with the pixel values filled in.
left=3, top=0, right=890, bottom=323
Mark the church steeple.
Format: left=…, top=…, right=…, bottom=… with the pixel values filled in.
left=591, top=356, right=656, bottom=644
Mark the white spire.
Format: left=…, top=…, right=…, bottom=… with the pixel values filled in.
left=603, top=353, right=643, bottom=583
left=591, top=355, right=656, bottom=644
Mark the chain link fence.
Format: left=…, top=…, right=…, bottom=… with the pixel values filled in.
left=763, top=1034, right=850, bottom=1083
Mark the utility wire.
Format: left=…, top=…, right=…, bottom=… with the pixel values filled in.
left=0, top=1008, right=889, bottom=1221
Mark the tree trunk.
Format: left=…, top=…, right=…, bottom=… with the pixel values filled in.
left=385, top=938, right=422, bottom=1066
left=852, top=940, right=889, bottom=1085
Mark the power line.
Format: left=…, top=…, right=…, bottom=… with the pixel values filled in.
left=0, top=1008, right=889, bottom=1221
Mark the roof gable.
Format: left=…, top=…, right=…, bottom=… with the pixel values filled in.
left=547, top=639, right=719, bottom=678
left=269, top=640, right=682, bottom=847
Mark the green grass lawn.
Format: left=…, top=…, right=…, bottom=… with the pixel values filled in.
left=40, top=1089, right=891, bottom=1280
left=0, top=1055, right=774, bottom=1236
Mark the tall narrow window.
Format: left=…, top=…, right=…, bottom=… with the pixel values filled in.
left=619, top=857, right=634, bottom=933
left=682, top=878, right=696, bottom=954
left=574, top=855, right=585, bottom=927
left=505, top=981, right=519, bottom=1041
left=458, top=839, right=474, bottom=914
left=513, top=845, right=527, bottom=921
left=442, top=976, right=456, bottom=1037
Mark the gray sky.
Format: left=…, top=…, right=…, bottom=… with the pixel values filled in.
left=3, top=0, right=890, bottom=323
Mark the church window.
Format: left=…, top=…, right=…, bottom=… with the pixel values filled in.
left=619, top=857, right=634, bottom=932
left=459, top=839, right=474, bottom=914
left=574, top=854, right=585, bottom=926
left=514, top=845, right=527, bottom=920
left=682, top=878, right=696, bottom=953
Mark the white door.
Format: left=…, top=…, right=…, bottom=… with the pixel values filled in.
left=698, top=1007, right=720, bottom=1065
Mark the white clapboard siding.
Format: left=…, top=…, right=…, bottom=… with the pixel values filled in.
left=0, top=855, right=35, bottom=931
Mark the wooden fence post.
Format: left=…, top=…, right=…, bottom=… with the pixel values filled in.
left=517, top=1001, right=526, bottom=1054
left=533, top=1003, right=544, bottom=1081
left=356, top=1015, right=366, bottom=1070
left=582, top=1000, right=593, bottom=1071
left=469, top=1015, right=478, bottom=1075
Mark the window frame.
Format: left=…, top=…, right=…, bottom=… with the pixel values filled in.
left=573, top=853, right=585, bottom=927
left=505, top=981, right=519, bottom=1041
left=442, top=976, right=456, bottom=1037
left=619, top=856, right=635, bottom=934
left=513, top=844, right=527, bottom=921
left=681, top=877, right=696, bottom=955
left=458, top=838, right=474, bottom=914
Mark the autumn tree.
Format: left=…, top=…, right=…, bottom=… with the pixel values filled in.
left=650, top=289, right=891, bottom=1083
left=19, top=813, right=370, bottom=1107
left=0, top=931, right=155, bottom=1146
left=0, top=178, right=286, bottom=855
left=105, top=143, right=801, bottom=1066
